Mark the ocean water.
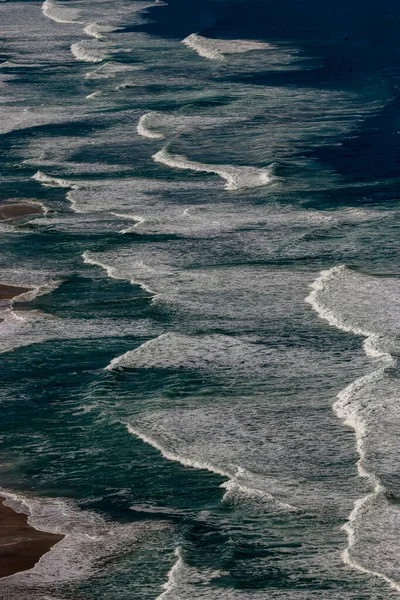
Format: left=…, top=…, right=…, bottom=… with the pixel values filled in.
left=0, top=0, right=400, bottom=598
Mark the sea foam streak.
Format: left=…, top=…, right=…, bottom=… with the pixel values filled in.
left=153, top=147, right=273, bottom=190
left=182, top=33, right=274, bottom=61
left=307, top=266, right=400, bottom=591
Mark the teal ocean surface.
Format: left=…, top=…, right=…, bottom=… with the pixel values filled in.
left=1, top=0, right=400, bottom=598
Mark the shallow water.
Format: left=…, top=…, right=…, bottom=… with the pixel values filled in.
left=0, top=0, right=400, bottom=598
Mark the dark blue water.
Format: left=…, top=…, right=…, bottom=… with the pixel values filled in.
left=0, top=0, right=400, bottom=598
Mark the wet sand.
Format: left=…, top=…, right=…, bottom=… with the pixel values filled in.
left=0, top=497, right=64, bottom=578
left=0, top=203, right=43, bottom=221
left=0, top=284, right=32, bottom=301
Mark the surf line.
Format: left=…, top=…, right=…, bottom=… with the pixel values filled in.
left=306, top=266, right=400, bottom=592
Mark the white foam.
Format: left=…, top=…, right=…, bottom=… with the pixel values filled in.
left=137, top=113, right=165, bottom=139
left=41, top=0, right=82, bottom=24
left=305, top=266, right=396, bottom=359
left=32, top=170, right=74, bottom=189
left=332, top=370, right=400, bottom=592
left=84, top=61, right=143, bottom=79
left=153, top=147, right=273, bottom=190
left=85, top=90, right=102, bottom=99
left=155, top=547, right=226, bottom=600
left=82, top=250, right=155, bottom=295
left=307, top=266, right=400, bottom=590
left=182, top=33, right=274, bottom=61
left=105, top=332, right=275, bottom=371
left=83, top=23, right=120, bottom=40
left=126, top=424, right=296, bottom=512
left=71, top=41, right=108, bottom=63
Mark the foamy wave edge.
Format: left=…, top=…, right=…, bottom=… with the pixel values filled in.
left=82, top=251, right=155, bottom=295
left=32, top=170, right=82, bottom=213
left=137, top=113, right=165, bottom=139
left=306, top=265, right=400, bottom=591
left=41, top=0, right=82, bottom=24
left=126, top=424, right=297, bottom=512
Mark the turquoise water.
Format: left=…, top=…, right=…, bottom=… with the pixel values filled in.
left=1, top=0, right=400, bottom=598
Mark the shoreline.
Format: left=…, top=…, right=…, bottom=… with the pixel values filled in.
left=0, top=496, right=64, bottom=579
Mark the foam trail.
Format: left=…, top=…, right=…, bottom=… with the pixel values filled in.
left=153, top=147, right=273, bottom=190
left=137, top=113, right=165, bottom=139
left=41, top=0, right=82, bottom=23
left=182, top=33, right=274, bottom=61
left=307, top=267, right=400, bottom=591
left=126, top=424, right=296, bottom=511
left=71, top=42, right=107, bottom=63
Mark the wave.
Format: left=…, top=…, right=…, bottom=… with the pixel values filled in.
left=105, top=332, right=280, bottom=373
left=307, top=266, right=400, bottom=591
left=85, top=90, right=102, bottom=99
left=32, top=170, right=84, bottom=213
left=71, top=41, right=108, bottom=63
left=155, top=546, right=226, bottom=600
left=305, top=265, right=396, bottom=359
left=333, top=370, right=400, bottom=592
left=41, top=0, right=82, bottom=24
left=110, top=212, right=146, bottom=233
left=85, top=61, right=143, bottom=80
left=126, top=424, right=296, bottom=512
left=137, top=113, right=165, bottom=139
left=82, top=251, right=155, bottom=295
left=32, top=170, right=73, bottom=189
left=182, top=33, right=274, bottom=61
left=83, top=23, right=120, bottom=41
left=153, top=147, right=273, bottom=190
left=138, top=112, right=246, bottom=142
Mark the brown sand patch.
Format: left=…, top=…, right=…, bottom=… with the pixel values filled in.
left=0, top=497, right=64, bottom=578
left=0, top=203, right=43, bottom=221
left=0, top=284, right=32, bottom=300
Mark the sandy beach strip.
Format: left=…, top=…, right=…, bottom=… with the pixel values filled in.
left=0, top=203, right=43, bottom=221
left=0, top=284, right=32, bottom=300
left=0, top=497, right=64, bottom=578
